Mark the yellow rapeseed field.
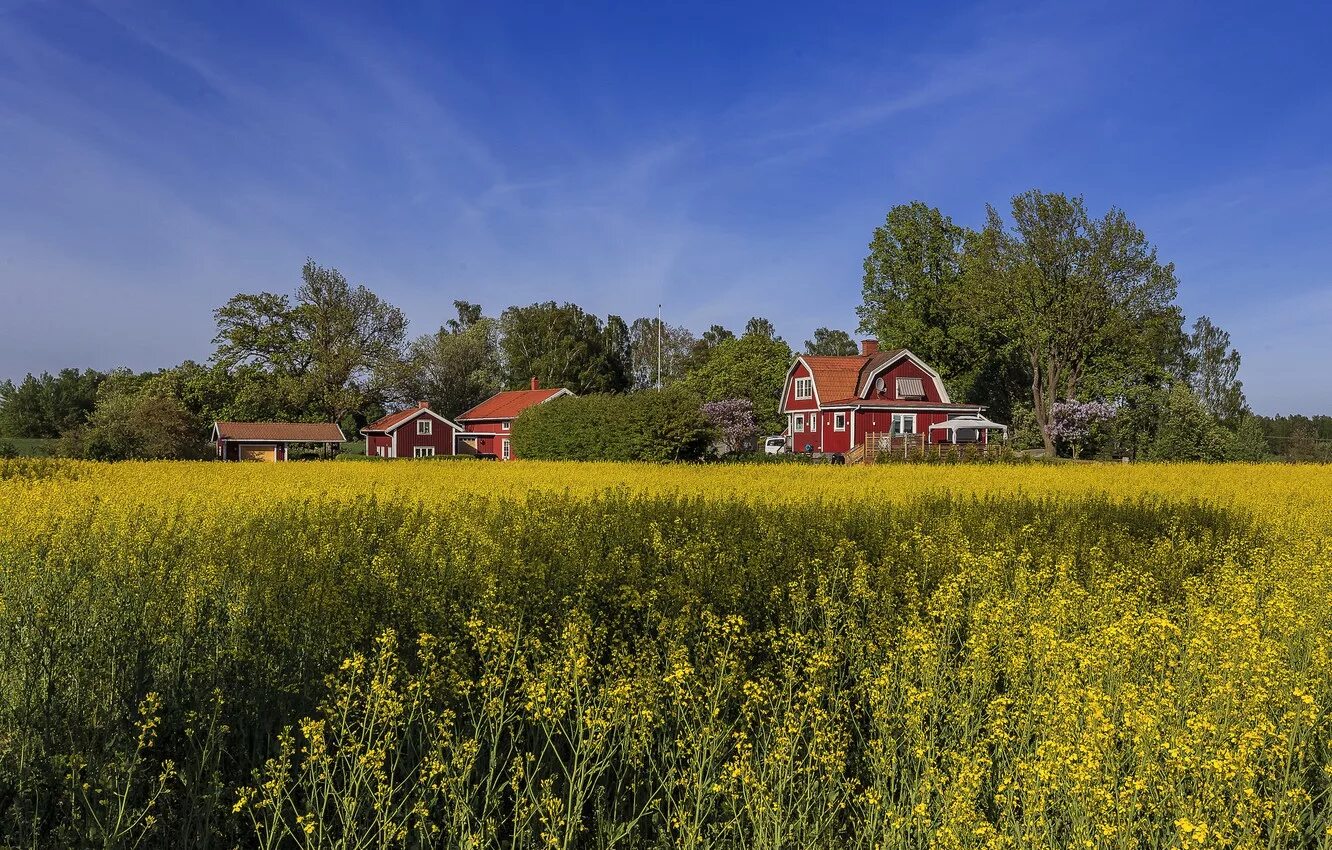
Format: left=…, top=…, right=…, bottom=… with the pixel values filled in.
left=3, top=457, right=1329, bottom=526
left=1, top=457, right=1330, bottom=849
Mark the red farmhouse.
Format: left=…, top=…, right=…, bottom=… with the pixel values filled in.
left=455, top=379, right=573, bottom=460
left=212, top=421, right=345, bottom=461
left=780, top=341, right=1001, bottom=454
left=361, top=401, right=461, bottom=458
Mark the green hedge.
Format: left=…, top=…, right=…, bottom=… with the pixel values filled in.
left=511, top=386, right=712, bottom=461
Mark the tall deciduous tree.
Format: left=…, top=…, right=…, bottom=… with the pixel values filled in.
left=858, top=202, right=1001, bottom=399
left=679, top=329, right=792, bottom=434
left=212, top=260, right=407, bottom=421
left=803, top=328, right=859, bottom=356
left=743, top=317, right=780, bottom=341
left=967, top=191, right=1179, bottom=454
left=497, top=302, right=630, bottom=393
left=685, top=324, right=736, bottom=371
left=628, top=317, right=696, bottom=390
left=1187, top=316, right=1246, bottom=424
left=383, top=302, right=502, bottom=420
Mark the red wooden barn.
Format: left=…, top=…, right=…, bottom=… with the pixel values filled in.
left=212, top=421, right=346, bottom=461
left=455, top=379, right=573, bottom=460
left=780, top=340, right=1005, bottom=454
left=360, top=401, right=461, bottom=458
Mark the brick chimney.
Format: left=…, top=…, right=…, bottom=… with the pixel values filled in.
left=861, top=339, right=879, bottom=356
left=530, top=377, right=540, bottom=391
left=417, top=400, right=430, bottom=409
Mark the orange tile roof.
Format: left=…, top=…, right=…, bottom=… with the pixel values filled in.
left=363, top=405, right=430, bottom=433
left=801, top=355, right=870, bottom=401
left=457, top=388, right=568, bottom=422
left=213, top=421, right=345, bottom=442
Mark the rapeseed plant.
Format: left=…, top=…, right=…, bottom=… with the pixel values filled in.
left=0, top=458, right=1330, bottom=848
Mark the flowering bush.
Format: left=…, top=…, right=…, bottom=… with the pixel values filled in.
left=1049, top=399, right=1116, bottom=458
left=701, top=398, right=758, bottom=455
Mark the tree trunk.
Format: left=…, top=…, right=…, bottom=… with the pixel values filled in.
left=1031, top=352, right=1055, bottom=456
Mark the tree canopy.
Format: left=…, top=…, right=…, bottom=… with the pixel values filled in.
left=212, top=260, right=408, bottom=422
left=498, top=302, right=631, bottom=393
left=678, top=327, right=792, bottom=435
left=381, top=302, right=503, bottom=420
left=965, top=191, right=1181, bottom=454
left=804, top=328, right=859, bottom=357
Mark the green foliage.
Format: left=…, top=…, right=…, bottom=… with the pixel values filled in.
left=1187, top=316, right=1247, bottom=424
left=212, top=260, right=408, bottom=421
left=684, top=324, right=736, bottom=371
left=858, top=202, right=998, bottom=401
left=803, top=327, right=859, bottom=356
left=0, top=368, right=104, bottom=437
left=498, top=301, right=632, bottom=393
left=60, top=383, right=209, bottom=461
left=1149, top=384, right=1230, bottom=461
left=1226, top=414, right=1271, bottom=461
left=381, top=303, right=503, bottom=420
left=511, top=386, right=711, bottom=461
left=678, top=330, right=793, bottom=434
left=628, top=317, right=696, bottom=390
left=966, top=191, right=1181, bottom=455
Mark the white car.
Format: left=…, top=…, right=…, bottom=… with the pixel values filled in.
left=763, top=436, right=788, bottom=455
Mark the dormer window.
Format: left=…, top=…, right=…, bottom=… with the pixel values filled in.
left=896, top=377, right=927, bottom=400
left=794, top=377, right=814, bottom=400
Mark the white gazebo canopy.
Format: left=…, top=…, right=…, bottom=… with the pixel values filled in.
left=928, top=415, right=1009, bottom=441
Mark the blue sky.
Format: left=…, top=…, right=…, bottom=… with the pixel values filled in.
left=1, top=1, right=1330, bottom=413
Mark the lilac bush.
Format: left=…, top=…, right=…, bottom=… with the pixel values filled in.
left=702, top=398, right=758, bottom=455
left=1049, top=399, right=1116, bottom=458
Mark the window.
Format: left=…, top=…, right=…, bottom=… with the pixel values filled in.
left=501, top=421, right=510, bottom=431
left=834, top=412, right=846, bottom=431
left=896, top=376, right=927, bottom=400
left=413, top=446, right=435, bottom=458
left=891, top=413, right=916, bottom=436
left=501, top=439, right=511, bottom=460
left=809, top=413, right=817, bottom=432
left=794, top=377, right=813, bottom=400
left=793, top=414, right=804, bottom=433
left=416, top=418, right=432, bottom=435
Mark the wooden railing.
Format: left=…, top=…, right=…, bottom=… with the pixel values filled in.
left=860, top=433, right=999, bottom=464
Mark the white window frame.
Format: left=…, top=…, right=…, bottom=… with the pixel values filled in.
left=793, top=414, right=804, bottom=433
left=891, top=413, right=917, bottom=436
left=417, top=418, right=432, bottom=435
left=809, top=412, right=817, bottom=432
left=834, top=412, right=846, bottom=431
left=501, top=421, right=510, bottom=431
left=794, top=377, right=813, bottom=400
left=501, top=438, right=511, bottom=460
left=413, top=446, right=435, bottom=458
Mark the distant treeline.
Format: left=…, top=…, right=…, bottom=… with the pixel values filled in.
left=0, top=189, right=1310, bottom=462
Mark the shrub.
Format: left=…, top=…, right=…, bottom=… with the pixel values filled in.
left=511, top=386, right=711, bottom=461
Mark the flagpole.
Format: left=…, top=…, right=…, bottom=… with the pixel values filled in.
left=656, top=304, right=663, bottom=391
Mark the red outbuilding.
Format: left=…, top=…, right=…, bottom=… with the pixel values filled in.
left=360, top=401, right=461, bottom=458
left=455, top=379, right=573, bottom=460
left=780, top=340, right=1006, bottom=454
left=212, top=421, right=346, bottom=461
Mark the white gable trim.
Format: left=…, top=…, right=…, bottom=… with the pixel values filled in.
left=360, top=407, right=462, bottom=436
left=856, top=349, right=951, bottom=404
left=778, top=356, right=823, bottom=414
